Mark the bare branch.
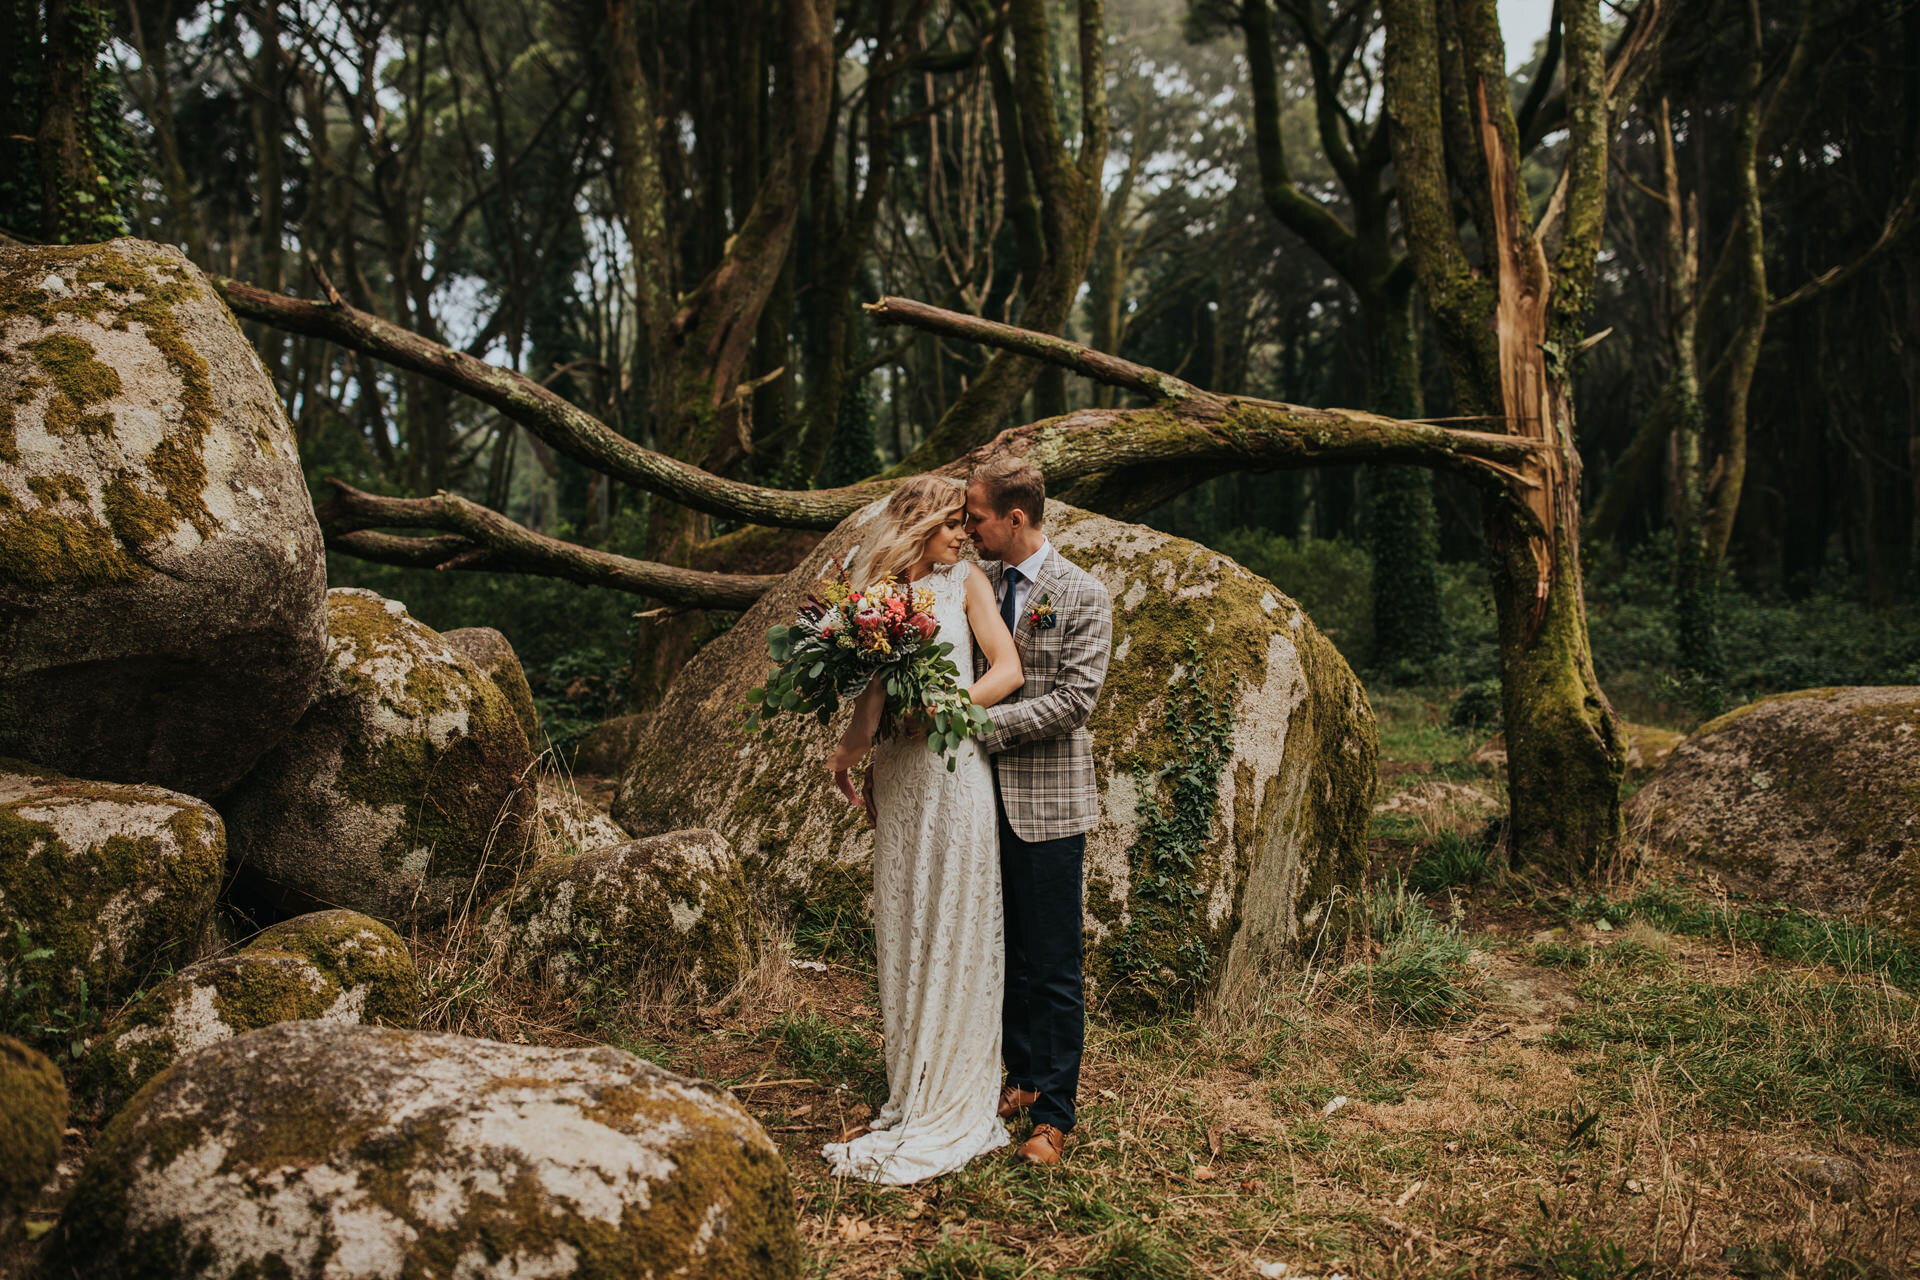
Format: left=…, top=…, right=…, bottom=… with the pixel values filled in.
left=317, top=481, right=780, bottom=609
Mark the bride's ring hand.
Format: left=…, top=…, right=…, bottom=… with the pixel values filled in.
left=831, top=766, right=862, bottom=808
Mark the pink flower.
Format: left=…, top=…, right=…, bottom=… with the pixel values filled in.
left=910, top=612, right=937, bottom=641
left=855, top=608, right=887, bottom=631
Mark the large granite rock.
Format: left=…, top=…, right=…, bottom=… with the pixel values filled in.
left=483, top=829, right=752, bottom=999
left=1629, top=687, right=1920, bottom=940
left=45, top=1022, right=802, bottom=1279
left=78, top=909, right=417, bottom=1119
left=441, top=626, right=540, bottom=747
left=0, top=239, right=327, bottom=798
left=0, top=761, right=223, bottom=1020
left=224, top=589, right=538, bottom=927
left=613, top=501, right=1377, bottom=1014
left=0, top=1035, right=66, bottom=1240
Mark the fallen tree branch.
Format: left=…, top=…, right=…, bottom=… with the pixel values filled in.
left=213, top=276, right=889, bottom=530
left=316, top=481, right=780, bottom=609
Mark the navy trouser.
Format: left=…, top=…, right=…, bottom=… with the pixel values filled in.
left=997, top=802, right=1085, bottom=1133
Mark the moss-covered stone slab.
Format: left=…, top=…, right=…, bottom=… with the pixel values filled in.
left=483, top=829, right=752, bottom=998
left=223, top=588, right=538, bottom=927
left=441, top=625, right=540, bottom=747
left=0, top=1034, right=66, bottom=1240
left=0, top=239, right=328, bottom=798
left=45, top=1021, right=802, bottom=1279
left=1628, top=687, right=1920, bottom=941
left=612, top=501, right=1376, bottom=1016
left=78, top=909, right=417, bottom=1120
left=0, top=761, right=222, bottom=1023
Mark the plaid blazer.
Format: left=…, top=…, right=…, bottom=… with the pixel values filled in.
left=972, top=549, right=1114, bottom=842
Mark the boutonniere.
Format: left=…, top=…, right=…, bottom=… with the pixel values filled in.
left=1025, top=595, right=1058, bottom=630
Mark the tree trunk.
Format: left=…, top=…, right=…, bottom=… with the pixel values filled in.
left=1383, top=0, right=1630, bottom=878
left=1361, top=283, right=1447, bottom=676
left=37, top=0, right=109, bottom=244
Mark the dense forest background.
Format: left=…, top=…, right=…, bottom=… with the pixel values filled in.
left=4, top=0, right=1916, bottom=750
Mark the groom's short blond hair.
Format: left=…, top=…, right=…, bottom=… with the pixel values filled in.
left=972, top=455, right=1045, bottom=527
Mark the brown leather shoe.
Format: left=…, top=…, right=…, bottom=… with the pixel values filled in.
left=996, top=1085, right=1040, bottom=1120
left=1015, top=1123, right=1068, bottom=1165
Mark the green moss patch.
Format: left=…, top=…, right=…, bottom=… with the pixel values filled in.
left=0, top=241, right=223, bottom=589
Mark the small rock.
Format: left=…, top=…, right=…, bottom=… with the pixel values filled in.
left=0, top=762, right=223, bottom=1018
left=38, top=273, right=68, bottom=294
left=533, top=776, right=630, bottom=860
left=77, top=910, right=417, bottom=1119
left=483, top=829, right=753, bottom=997
left=46, top=1022, right=803, bottom=1278
left=1774, top=1152, right=1867, bottom=1201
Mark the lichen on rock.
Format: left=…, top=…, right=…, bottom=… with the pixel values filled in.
left=46, top=1021, right=803, bottom=1279
left=1628, top=686, right=1920, bottom=942
left=0, top=239, right=328, bottom=798
left=483, top=829, right=753, bottom=998
left=612, top=501, right=1377, bottom=1014
left=0, top=759, right=223, bottom=1026
left=0, top=1034, right=67, bottom=1240
left=223, top=588, right=538, bottom=927
left=78, top=910, right=418, bottom=1119
left=442, top=626, right=541, bottom=747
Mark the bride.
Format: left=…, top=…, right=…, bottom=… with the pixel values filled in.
left=820, top=475, right=1023, bottom=1184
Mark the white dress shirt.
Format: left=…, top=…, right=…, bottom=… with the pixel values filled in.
left=1002, top=539, right=1052, bottom=623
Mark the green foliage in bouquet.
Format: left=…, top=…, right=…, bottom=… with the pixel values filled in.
left=743, top=571, right=995, bottom=771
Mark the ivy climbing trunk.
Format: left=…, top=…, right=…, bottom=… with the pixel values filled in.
left=36, top=0, right=111, bottom=244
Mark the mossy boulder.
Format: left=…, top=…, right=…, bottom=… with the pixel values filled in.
left=612, top=501, right=1377, bottom=1015
left=77, top=910, right=417, bottom=1119
left=482, top=829, right=752, bottom=999
left=1, top=1035, right=66, bottom=1240
left=1628, top=687, right=1920, bottom=940
left=441, top=626, right=540, bottom=747
left=533, top=776, right=631, bottom=861
left=223, top=588, right=538, bottom=927
left=0, top=239, right=327, bottom=798
left=45, top=1021, right=802, bottom=1279
left=0, top=761, right=222, bottom=1024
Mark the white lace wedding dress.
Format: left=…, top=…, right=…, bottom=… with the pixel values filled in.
left=822, top=559, right=1009, bottom=1184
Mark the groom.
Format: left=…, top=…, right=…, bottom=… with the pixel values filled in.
left=963, top=456, right=1113, bottom=1166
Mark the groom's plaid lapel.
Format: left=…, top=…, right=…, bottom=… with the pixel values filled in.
left=980, top=550, right=1113, bottom=843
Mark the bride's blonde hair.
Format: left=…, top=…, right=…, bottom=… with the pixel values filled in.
left=861, top=475, right=966, bottom=585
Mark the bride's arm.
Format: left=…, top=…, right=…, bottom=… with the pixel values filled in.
left=963, top=569, right=1023, bottom=709
left=825, top=675, right=885, bottom=814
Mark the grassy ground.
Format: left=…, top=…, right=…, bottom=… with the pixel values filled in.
left=438, top=695, right=1920, bottom=1279
left=9, top=696, right=1916, bottom=1279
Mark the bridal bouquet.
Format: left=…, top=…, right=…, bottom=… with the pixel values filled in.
left=744, top=560, right=993, bottom=769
